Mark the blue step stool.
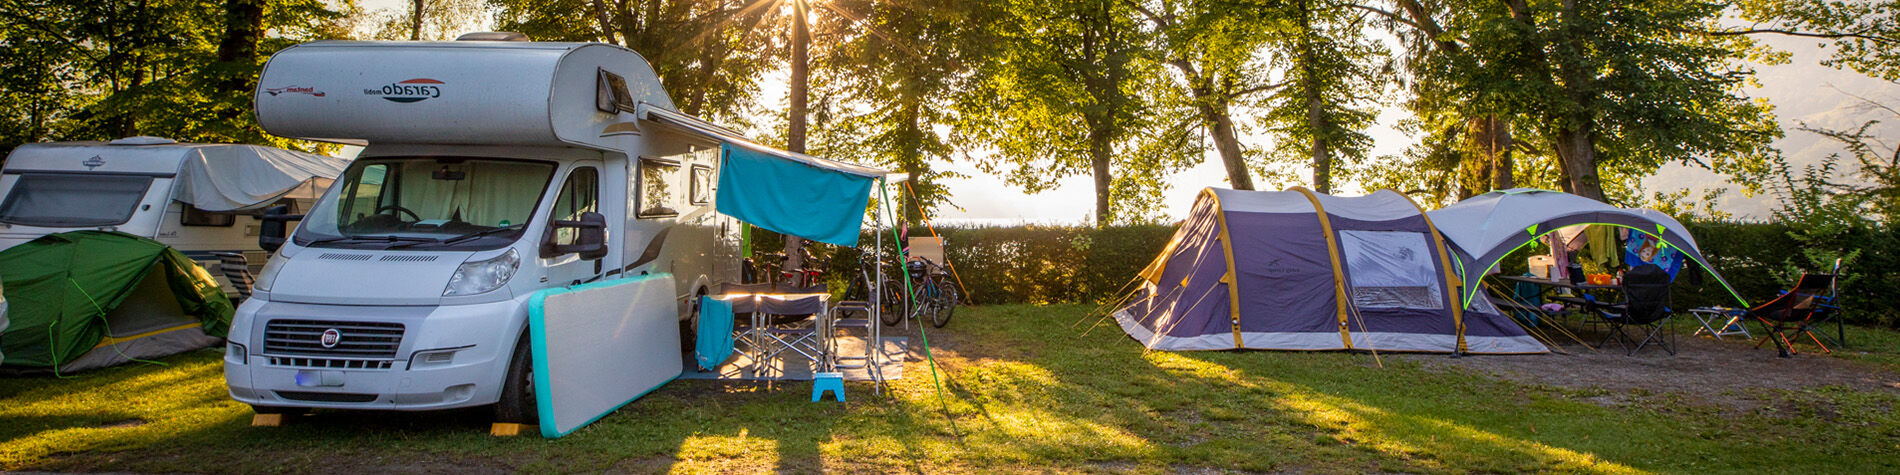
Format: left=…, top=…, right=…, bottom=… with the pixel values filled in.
left=812, top=372, right=845, bottom=402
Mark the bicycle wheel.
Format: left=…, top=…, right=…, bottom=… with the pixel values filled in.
left=915, top=282, right=940, bottom=327
left=930, top=280, right=957, bottom=328
left=879, top=278, right=905, bottom=326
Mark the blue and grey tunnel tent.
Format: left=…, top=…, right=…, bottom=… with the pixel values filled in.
left=1424, top=188, right=1748, bottom=308
left=1114, top=187, right=1549, bottom=354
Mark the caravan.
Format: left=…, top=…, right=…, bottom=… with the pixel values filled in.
left=0, top=138, right=348, bottom=295
left=225, top=37, right=789, bottom=420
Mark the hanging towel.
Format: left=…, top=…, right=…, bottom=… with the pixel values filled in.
left=1584, top=227, right=1621, bottom=268
left=695, top=296, right=736, bottom=371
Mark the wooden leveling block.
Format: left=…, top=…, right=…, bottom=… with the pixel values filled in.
left=251, top=414, right=286, bottom=427
left=490, top=422, right=530, bottom=437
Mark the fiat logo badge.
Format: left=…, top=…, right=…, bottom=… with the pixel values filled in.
left=320, top=328, right=342, bottom=348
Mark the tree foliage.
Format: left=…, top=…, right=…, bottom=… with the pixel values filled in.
left=489, top=0, right=782, bottom=119
left=1370, top=0, right=1780, bottom=205
left=807, top=0, right=992, bottom=222
left=0, top=0, right=344, bottom=155
left=956, top=0, right=1200, bottom=225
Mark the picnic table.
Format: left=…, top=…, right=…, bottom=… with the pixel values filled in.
left=1491, top=275, right=1625, bottom=328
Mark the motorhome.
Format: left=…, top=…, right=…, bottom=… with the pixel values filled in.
left=226, top=37, right=796, bottom=421
left=0, top=138, right=348, bottom=295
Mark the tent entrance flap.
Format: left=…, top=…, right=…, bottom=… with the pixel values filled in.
left=715, top=143, right=875, bottom=247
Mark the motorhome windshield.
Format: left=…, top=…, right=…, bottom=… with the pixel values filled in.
left=294, top=157, right=556, bottom=250
left=0, top=173, right=152, bottom=227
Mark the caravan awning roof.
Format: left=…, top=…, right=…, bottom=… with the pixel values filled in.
left=640, top=105, right=893, bottom=247
left=641, top=107, right=893, bottom=179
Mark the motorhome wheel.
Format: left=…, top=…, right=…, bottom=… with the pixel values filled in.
left=494, top=332, right=538, bottom=424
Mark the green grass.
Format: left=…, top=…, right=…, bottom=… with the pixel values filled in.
left=3, top=304, right=1898, bottom=473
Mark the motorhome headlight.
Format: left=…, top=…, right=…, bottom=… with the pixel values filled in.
left=445, top=249, right=519, bottom=296
left=253, top=254, right=288, bottom=292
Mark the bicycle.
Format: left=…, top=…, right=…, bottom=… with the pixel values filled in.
left=882, top=256, right=957, bottom=328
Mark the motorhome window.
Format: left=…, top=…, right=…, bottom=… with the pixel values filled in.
left=637, top=157, right=680, bottom=218
left=0, top=173, right=152, bottom=227
left=689, top=165, right=712, bottom=205
left=551, top=167, right=598, bottom=246
left=181, top=206, right=236, bottom=227
left=296, top=157, right=556, bottom=250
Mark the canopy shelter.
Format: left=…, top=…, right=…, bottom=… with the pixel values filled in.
left=1425, top=189, right=1746, bottom=307
left=1114, top=187, right=1547, bottom=354
left=642, top=106, right=896, bottom=247
left=0, top=231, right=233, bottom=373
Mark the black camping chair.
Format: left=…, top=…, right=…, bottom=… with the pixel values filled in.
left=1747, top=273, right=1840, bottom=358
left=1578, top=264, right=1677, bottom=355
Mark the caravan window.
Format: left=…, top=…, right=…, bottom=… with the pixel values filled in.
left=294, top=157, right=556, bottom=250
left=689, top=165, right=713, bottom=205
left=1338, top=230, right=1444, bottom=310
left=637, top=157, right=679, bottom=218
left=181, top=206, right=236, bottom=227
left=550, top=167, right=598, bottom=246
left=0, top=173, right=152, bottom=227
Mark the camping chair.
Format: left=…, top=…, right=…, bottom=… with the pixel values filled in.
left=1577, top=264, right=1677, bottom=355
left=1687, top=307, right=1751, bottom=340
left=717, top=282, right=831, bottom=377
left=212, top=252, right=254, bottom=302
left=1746, top=274, right=1840, bottom=357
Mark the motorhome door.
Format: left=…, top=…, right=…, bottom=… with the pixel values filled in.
left=544, top=162, right=603, bottom=285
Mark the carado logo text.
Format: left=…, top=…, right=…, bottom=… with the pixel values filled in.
left=366, top=78, right=443, bottom=103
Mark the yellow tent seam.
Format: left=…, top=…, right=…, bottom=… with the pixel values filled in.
left=1290, top=187, right=1353, bottom=350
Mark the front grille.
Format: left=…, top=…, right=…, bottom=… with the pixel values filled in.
left=275, top=391, right=379, bottom=403
left=267, top=356, right=395, bottom=370
left=263, top=319, right=404, bottom=359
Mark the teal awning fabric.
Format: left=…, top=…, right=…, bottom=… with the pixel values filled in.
left=715, top=143, right=876, bottom=247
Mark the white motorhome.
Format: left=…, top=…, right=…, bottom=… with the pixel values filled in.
left=0, top=137, right=348, bottom=294
left=226, top=38, right=777, bottom=420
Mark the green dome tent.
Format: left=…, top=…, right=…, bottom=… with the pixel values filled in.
left=0, top=231, right=233, bottom=373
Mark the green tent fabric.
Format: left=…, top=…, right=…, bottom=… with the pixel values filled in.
left=0, top=231, right=233, bottom=369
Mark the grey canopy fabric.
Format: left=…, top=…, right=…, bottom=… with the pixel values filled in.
left=172, top=144, right=349, bottom=211
left=1425, top=188, right=1745, bottom=306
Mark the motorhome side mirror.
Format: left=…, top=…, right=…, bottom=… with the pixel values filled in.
left=543, top=211, right=608, bottom=260
left=257, top=205, right=304, bottom=253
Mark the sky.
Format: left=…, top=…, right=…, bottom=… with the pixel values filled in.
left=354, top=1, right=1897, bottom=224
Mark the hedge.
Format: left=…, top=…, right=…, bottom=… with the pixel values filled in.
left=778, top=219, right=1897, bottom=327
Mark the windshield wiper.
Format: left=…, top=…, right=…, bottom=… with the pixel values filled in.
left=303, top=235, right=439, bottom=247
left=384, top=224, right=528, bottom=249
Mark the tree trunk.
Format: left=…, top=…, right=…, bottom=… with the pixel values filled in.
left=1552, top=124, right=1605, bottom=200
left=784, top=0, right=810, bottom=270
left=214, top=0, right=264, bottom=93
left=1090, top=126, right=1114, bottom=226
left=1490, top=117, right=1516, bottom=190
left=589, top=0, right=617, bottom=44
left=1463, top=115, right=1514, bottom=196
left=1299, top=0, right=1332, bottom=194
left=902, top=99, right=925, bottom=224
left=1305, top=79, right=1332, bottom=194
left=410, top=0, right=423, bottom=40
left=1200, top=101, right=1254, bottom=191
